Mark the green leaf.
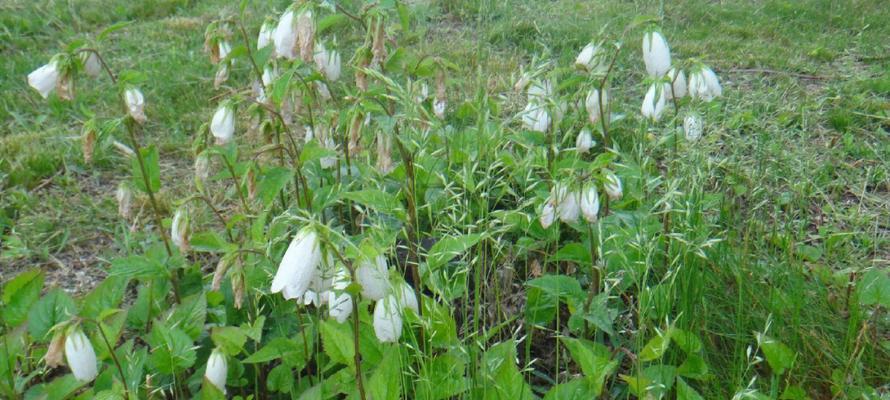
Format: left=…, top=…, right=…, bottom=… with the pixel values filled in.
left=164, top=293, right=206, bottom=340
left=416, top=351, right=467, bottom=400
left=678, top=354, right=709, bottom=380
left=543, top=378, right=596, bottom=400
left=342, top=189, right=403, bottom=217
left=427, top=233, right=483, bottom=271
left=97, top=21, right=134, bottom=41
left=369, top=346, right=401, bottom=400
left=26, top=374, right=85, bottom=400
left=202, top=377, right=226, bottom=400
left=212, top=326, right=247, bottom=356
left=756, top=333, right=796, bottom=375
left=28, top=289, right=77, bottom=342
left=148, top=323, right=196, bottom=374
left=560, top=337, right=617, bottom=395
left=639, top=330, right=671, bottom=362
left=243, top=337, right=297, bottom=364
left=80, top=276, right=128, bottom=319
left=780, top=385, right=810, bottom=400
left=190, top=231, right=237, bottom=253
left=2, top=269, right=44, bottom=326
left=425, top=299, right=458, bottom=348
left=671, top=328, right=704, bottom=354
left=258, top=167, right=293, bottom=206
left=131, top=145, right=160, bottom=193
left=857, top=269, right=890, bottom=308
left=320, top=319, right=354, bottom=367
left=526, top=274, right=586, bottom=325
left=551, top=242, right=592, bottom=265
left=677, top=378, right=705, bottom=400
left=110, top=255, right=168, bottom=280
left=317, top=14, right=348, bottom=34
left=478, top=341, right=534, bottom=400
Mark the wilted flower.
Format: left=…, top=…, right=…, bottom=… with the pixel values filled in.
left=27, top=60, right=61, bottom=99
left=357, top=255, right=390, bottom=301
left=257, top=20, right=275, bottom=51
left=327, top=265, right=353, bottom=323
left=116, top=183, right=133, bottom=219
left=315, top=81, right=331, bottom=100
left=296, top=8, right=315, bottom=62
left=64, top=329, right=97, bottom=383
left=371, top=18, right=386, bottom=67
left=688, top=65, right=722, bottom=101
left=218, top=41, right=232, bottom=62
left=521, top=103, right=550, bottom=133
left=376, top=131, right=394, bottom=174
left=575, top=43, right=603, bottom=71
left=204, top=348, right=227, bottom=394
left=171, top=207, right=189, bottom=253
left=211, top=103, right=235, bottom=144
left=373, top=295, right=403, bottom=343
left=553, top=184, right=580, bottom=224
left=82, top=123, right=97, bottom=164
left=44, top=333, right=66, bottom=368
left=314, top=42, right=341, bottom=81
left=195, top=152, right=211, bottom=182
left=81, top=52, right=101, bottom=77
left=124, top=87, right=146, bottom=123
left=641, top=83, right=666, bottom=121
left=214, top=63, right=229, bottom=89
left=642, top=30, right=671, bottom=77
left=580, top=185, right=600, bottom=223
left=576, top=129, right=594, bottom=153
left=540, top=201, right=556, bottom=228
left=666, top=68, right=687, bottom=99
left=684, top=114, right=703, bottom=141
left=271, top=227, right=322, bottom=301
left=604, top=173, right=623, bottom=201
left=585, top=88, right=608, bottom=125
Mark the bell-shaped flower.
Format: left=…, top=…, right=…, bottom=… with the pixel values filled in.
left=28, top=60, right=62, bottom=99
left=327, top=265, right=353, bottom=323
left=604, top=173, right=623, bottom=201
left=373, top=295, right=403, bottom=343
left=666, top=68, right=686, bottom=99
left=580, top=185, right=600, bottom=223
left=521, top=103, right=550, bottom=133
left=641, top=83, right=666, bottom=121
left=301, top=253, right=334, bottom=306
left=211, top=103, right=235, bottom=144
left=395, top=281, right=419, bottom=314
left=258, top=20, right=275, bottom=51
left=218, top=41, right=232, bottom=62
left=195, top=152, right=211, bottom=183
left=273, top=9, right=298, bottom=60
left=64, top=329, right=98, bottom=383
left=642, top=31, right=671, bottom=77
left=585, top=88, right=608, bottom=125
left=204, top=348, right=227, bottom=394
left=576, top=129, right=594, bottom=153
left=171, top=207, right=189, bottom=253
left=684, top=114, right=703, bottom=141
left=214, top=63, right=229, bottom=89
left=553, top=184, right=580, bottom=224
left=271, top=227, right=322, bottom=301
left=81, top=52, right=102, bottom=77
left=688, top=65, right=722, bottom=101
left=313, top=42, right=341, bottom=82
left=357, top=255, right=390, bottom=301
left=575, top=43, right=603, bottom=72
left=540, top=201, right=556, bottom=228
left=433, top=99, right=446, bottom=119
left=125, top=87, right=146, bottom=123
left=527, top=79, right=553, bottom=104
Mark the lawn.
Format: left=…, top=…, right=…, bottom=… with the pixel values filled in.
left=0, top=0, right=888, bottom=399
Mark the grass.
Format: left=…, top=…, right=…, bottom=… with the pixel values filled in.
left=0, top=0, right=888, bottom=398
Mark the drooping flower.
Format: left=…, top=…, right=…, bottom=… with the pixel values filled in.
left=116, top=183, right=133, bottom=220
left=295, top=8, right=316, bottom=62
left=64, top=329, right=98, bottom=383
left=527, top=79, right=553, bottom=104
left=195, top=152, right=211, bottom=183
left=327, top=265, right=353, bottom=323
left=688, top=65, right=722, bottom=101
left=575, top=43, right=603, bottom=72
left=171, top=207, right=189, bottom=253
left=641, top=83, right=666, bottom=121
left=395, top=281, right=419, bottom=314
left=313, top=42, right=341, bottom=82
left=553, top=184, right=580, bottom=224
left=356, top=255, right=390, bottom=301
left=273, top=9, right=298, bottom=60
left=214, top=63, right=229, bottom=89
left=27, top=60, right=61, bottom=99
left=218, top=41, right=232, bottom=62
left=642, top=30, right=671, bottom=77
left=521, top=103, right=550, bottom=133
left=684, top=114, right=703, bottom=141
left=540, top=201, right=556, bottom=228
left=665, top=68, right=687, bottom=100
left=204, top=348, right=227, bottom=394
left=81, top=52, right=101, bottom=77
left=580, top=185, right=600, bottom=223
left=433, top=99, right=446, bottom=119
left=257, top=20, right=275, bottom=52
left=271, top=227, right=322, bottom=301
left=376, top=131, right=394, bottom=174
left=211, top=103, right=235, bottom=144
left=373, top=295, right=403, bottom=343
left=124, top=87, right=146, bottom=123
left=604, top=172, right=623, bottom=201
left=585, top=88, right=608, bottom=125
left=576, top=129, right=594, bottom=153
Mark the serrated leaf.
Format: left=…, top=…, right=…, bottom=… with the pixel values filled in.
left=369, top=346, right=401, bottom=400
left=148, top=323, right=196, bottom=374
left=560, top=337, right=616, bottom=395
left=639, top=331, right=671, bottom=361
left=28, top=289, right=77, bottom=342
left=677, top=378, right=705, bottom=400
left=164, top=294, right=206, bottom=340
left=80, top=276, right=128, bottom=319
left=110, top=256, right=167, bottom=280
left=190, top=231, right=237, bottom=253
left=756, top=333, right=795, bottom=375
left=2, top=269, right=44, bottom=326
left=342, top=189, right=403, bottom=217
left=258, top=167, right=293, bottom=206
left=131, top=145, right=160, bottom=193
left=212, top=326, right=247, bottom=356
left=320, top=319, right=354, bottom=367
left=243, top=337, right=295, bottom=364
left=426, top=233, right=483, bottom=271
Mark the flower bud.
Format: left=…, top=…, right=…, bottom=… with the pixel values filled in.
left=212, top=257, right=231, bottom=291
left=684, top=114, right=703, bottom=141
left=580, top=185, right=600, bottom=223
left=433, top=99, right=446, bottom=119
left=604, top=173, right=622, bottom=201
left=328, top=265, right=353, bottom=323
left=211, top=103, right=235, bottom=144
left=257, top=20, right=275, bottom=52
left=204, top=348, right=227, bottom=393
left=64, top=329, right=97, bottom=382
left=171, top=207, right=190, bottom=253
left=376, top=132, right=394, bottom=175
left=585, top=88, right=608, bottom=125
left=28, top=60, right=62, bottom=99
left=575, top=129, right=594, bottom=153
left=641, top=83, right=666, bottom=121
left=195, top=151, right=211, bottom=183
left=373, top=295, right=403, bottom=343
left=688, top=65, right=722, bottom=101
left=296, top=8, right=316, bottom=62
left=540, top=201, right=556, bottom=228
left=357, top=255, right=390, bottom=301
left=553, top=184, right=580, bottom=224
left=642, top=30, right=671, bottom=77
left=575, top=43, right=603, bottom=72
left=124, top=87, right=146, bottom=123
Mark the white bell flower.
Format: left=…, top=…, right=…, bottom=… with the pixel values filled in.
left=271, top=228, right=322, bottom=301
left=27, top=60, right=61, bottom=99
left=642, top=31, right=671, bottom=77
left=356, top=255, right=390, bottom=301
left=204, top=348, right=227, bottom=393
left=210, top=104, right=235, bottom=144
left=64, top=329, right=98, bottom=383
left=373, top=295, right=403, bottom=343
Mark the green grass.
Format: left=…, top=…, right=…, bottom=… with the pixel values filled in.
left=1, top=0, right=888, bottom=398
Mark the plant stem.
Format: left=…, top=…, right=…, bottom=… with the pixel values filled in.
left=392, top=131, right=424, bottom=319
left=92, top=319, right=130, bottom=400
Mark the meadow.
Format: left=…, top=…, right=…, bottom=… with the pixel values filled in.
left=0, top=0, right=888, bottom=399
